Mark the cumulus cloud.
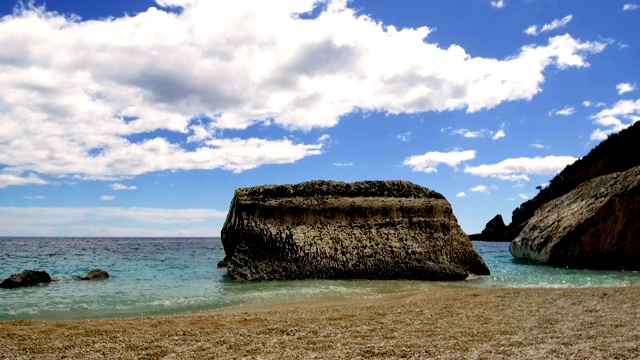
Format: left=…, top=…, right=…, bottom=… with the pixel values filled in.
left=617, top=83, right=636, bottom=94
left=525, top=15, right=573, bottom=36
left=0, top=2, right=606, bottom=186
left=100, top=195, right=116, bottom=201
left=553, top=106, right=575, bottom=116
left=111, top=183, right=137, bottom=191
left=456, top=192, right=467, bottom=197
left=623, top=4, right=639, bottom=11
left=403, top=150, right=476, bottom=173
left=0, top=172, right=48, bottom=188
left=464, top=155, right=577, bottom=181
left=470, top=185, right=489, bottom=193
left=492, top=129, right=506, bottom=140
left=589, top=98, right=640, bottom=140
left=491, top=1, right=506, bottom=9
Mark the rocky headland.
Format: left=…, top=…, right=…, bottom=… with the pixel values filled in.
left=478, top=122, right=640, bottom=269
left=507, top=121, right=640, bottom=241
left=510, top=166, right=640, bottom=269
left=220, top=180, right=489, bottom=281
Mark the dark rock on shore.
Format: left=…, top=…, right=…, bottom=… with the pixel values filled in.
left=468, top=214, right=509, bottom=242
left=220, top=180, right=489, bottom=281
left=78, top=269, right=110, bottom=280
left=0, top=269, right=52, bottom=289
left=510, top=166, right=640, bottom=270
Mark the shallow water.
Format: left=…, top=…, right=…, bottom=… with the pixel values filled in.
left=0, top=237, right=638, bottom=321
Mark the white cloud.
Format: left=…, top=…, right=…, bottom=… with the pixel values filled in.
left=616, top=83, right=636, bottom=95
left=111, top=183, right=137, bottom=191
left=317, top=134, right=331, bottom=143
left=623, top=4, right=639, bottom=11
left=492, top=129, right=506, bottom=140
left=525, top=15, right=573, bottom=36
left=530, top=143, right=548, bottom=149
left=23, top=195, right=46, bottom=199
left=518, top=193, right=529, bottom=200
left=464, top=155, right=577, bottom=181
left=589, top=98, right=640, bottom=140
left=0, top=172, right=48, bottom=188
left=582, top=101, right=592, bottom=107
left=456, top=192, right=467, bottom=197
left=100, top=195, right=116, bottom=201
left=524, top=25, right=538, bottom=36
left=0, top=3, right=606, bottom=186
left=396, top=132, right=412, bottom=142
left=470, top=185, right=489, bottom=193
left=554, top=106, right=575, bottom=116
left=0, top=206, right=227, bottom=236
left=333, top=162, right=353, bottom=167
left=403, top=150, right=476, bottom=173
left=491, top=0, right=506, bottom=9
left=444, top=128, right=505, bottom=140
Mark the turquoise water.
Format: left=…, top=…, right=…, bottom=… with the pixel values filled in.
left=1, top=238, right=639, bottom=321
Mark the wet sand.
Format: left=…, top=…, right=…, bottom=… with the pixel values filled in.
left=1, top=286, right=639, bottom=359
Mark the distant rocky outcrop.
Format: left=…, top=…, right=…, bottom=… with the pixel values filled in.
left=506, top=122, right=640, bottom=240
left=220, top=180, right=490, bottom=281
left=0, top=269, right=52, bottom=289
left=78, top=269, right=110, bottom=280
left=510, top=166, right=640, bottom=270
left=468, top=214, right=509, bottom=242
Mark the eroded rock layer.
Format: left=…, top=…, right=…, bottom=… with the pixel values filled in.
left=220, top=180, right=489, bottom=280
left=510, top=166, right=640, bottom=270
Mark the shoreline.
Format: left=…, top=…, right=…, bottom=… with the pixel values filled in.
left=2, top=286, right=639, bottom=359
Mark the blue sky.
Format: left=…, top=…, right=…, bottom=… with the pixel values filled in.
left=0, top=0, right=638, bottom=237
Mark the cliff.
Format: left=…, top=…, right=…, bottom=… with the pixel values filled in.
left=507, top=121, right=640, bottom=239
left=220, top=180, right=489, bottom=281
left=510, top=166, right=640, bottom=270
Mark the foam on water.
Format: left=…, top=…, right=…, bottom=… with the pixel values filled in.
left=1, top=238, right=639, bottom=321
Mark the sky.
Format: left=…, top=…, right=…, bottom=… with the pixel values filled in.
left=0, top=0, right=638, bottom=237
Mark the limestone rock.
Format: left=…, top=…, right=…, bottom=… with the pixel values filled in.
left=79, top=268, right=110, bottom=280
left=475, top=214, right=509, bottom=242
left=510, top=166, right=640, bottom=270
left=0, top=269, right=52, bottom=289
left=507, top=121, right=640, bottom=241
left=220, top=180, right=490, bottom=281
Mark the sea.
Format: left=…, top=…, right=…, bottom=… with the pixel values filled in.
left=1, top=237, right=639, bottom=321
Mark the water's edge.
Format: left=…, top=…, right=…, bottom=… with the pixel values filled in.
left=1, top=238, right=638, bottom=321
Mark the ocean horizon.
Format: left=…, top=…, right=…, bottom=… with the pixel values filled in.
left=1, top=237, right=639, bottom=321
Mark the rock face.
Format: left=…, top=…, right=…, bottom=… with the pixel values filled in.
left=220, top=180, right=490, bottom=281
left=510, top=166, right=640, bottom=270
left=79, top=269, right=110, bottom=280
left=0, top=269, right=52, bottom=289
left=469, top=214, right=509, bottom=242
left=507, top=121, right=640, bottom=241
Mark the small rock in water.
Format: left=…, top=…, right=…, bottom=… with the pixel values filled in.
left=0, top=269, right=52, bottom=289
left=79, top=268, right=110, bottom=280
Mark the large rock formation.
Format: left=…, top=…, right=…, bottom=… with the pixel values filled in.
left=510, top=166, right=640, bottom=270
left=506, top=121, right=640, bottom=240
left=468, top=214, right=509, bottom=242
left=220, top=180, right=490, bottom=281
left=0, top=269, right=52, bottom=289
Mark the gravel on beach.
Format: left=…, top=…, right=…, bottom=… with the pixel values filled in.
left=1, top=286, right=639, bottom=359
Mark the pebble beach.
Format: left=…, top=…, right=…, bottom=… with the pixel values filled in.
left=2, top=286, right=639, bottom=359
